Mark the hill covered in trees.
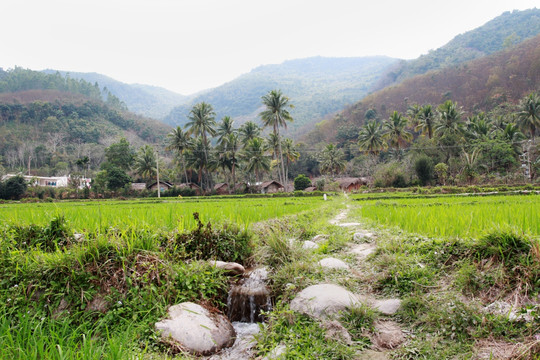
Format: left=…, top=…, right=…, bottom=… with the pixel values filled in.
left=42, top=70, right=188, bottom=119
left=375, top=8, right=540, bottom=89
left=163, top=56, right=398, bottom=136
left=304, top=34, right=540, bottom=145
left=0, top=68, right=171, bottom=177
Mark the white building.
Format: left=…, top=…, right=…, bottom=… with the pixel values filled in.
left=1, top=174, right=91, bottom=189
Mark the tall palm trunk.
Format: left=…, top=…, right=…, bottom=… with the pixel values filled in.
left=275, top=122, right=286, bottom=185
left=181, top=154, right=189, bottom=184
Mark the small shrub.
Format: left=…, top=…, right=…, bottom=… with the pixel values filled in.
left=293, top=174, right=312, bottom=191
left=167, top=213, right=252, bottom=263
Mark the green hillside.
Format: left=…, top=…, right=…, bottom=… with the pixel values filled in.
left=0, top=68, right=170, bottom=177
left=376, top=8, right=540, bottom=89
left=163, top=56, right=398, bottom=137
left=42, top=70, right=188, bottom=119
left=303, top=34, right=540, bottom=145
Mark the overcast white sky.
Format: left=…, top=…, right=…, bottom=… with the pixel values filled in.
left=2, top=0, right=538, bottom=95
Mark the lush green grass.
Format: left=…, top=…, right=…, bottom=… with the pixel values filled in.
left=0, top=197, right=329, bottom=233
left=352, top=193, right=539, bottom=238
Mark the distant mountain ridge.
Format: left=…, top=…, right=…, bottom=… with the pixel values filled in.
left=375, top=8, right=540, bottom=89
left=42, top=70, right=188, bottom=119
left=163, top=56, right=399, bottom=137
left=303, top=34, right=540, bottom=145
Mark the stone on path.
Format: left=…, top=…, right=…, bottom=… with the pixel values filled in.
left=302, top=240, right=319, bottom=249
left=337, top=222, right=362, bottom=227
left=372, top=321, right=405, bottom=349
left=290, top=283, right=362, bottom=318
left=350, top=243, right=376, bottom=258
left=373, top=299, right=402, bottom=315
left=357, top=350, right=389, bottom=360
left=156, top=302, right=235, bottom=356
left=353, top=231, right=375, bottom=242
left=210, top=260, right=245, bottom=275
left=317, top=257, right=350, bottom=270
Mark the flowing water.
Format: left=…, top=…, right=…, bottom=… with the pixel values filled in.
left=227, top=267, right=272, bottom=323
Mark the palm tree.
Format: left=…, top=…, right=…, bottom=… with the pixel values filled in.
left=242, top=137, right=271, bottom=183
left=166, top=126, right=192, bottom=183
left=435, top=100, right=463, bottom=138
left=501, top=123, right=526, bottom=154
left=517, top=92, right=540, bottom=139
left=184, top=137, right=210, bottom=187
left=358, top=120, right=387, bottom=154
left=465, top=113, right=492, bottom=140
left=383, top=111, right=412, bottom=151
left=259, top=90, right=294, bottom=184
left=185, top=102, right=216, bottom=189
left=216, top=116, right=236, bottom=145
left=134, top=145, right=157, bottom=181
left=415, top=104, right=435, bottom=139
left=319, top=144, right=346, bottom=177
left=282, top=138, right=300, bottom=182
left=222, top=133, right=239, bottom=192
left=239, top=121, right=261, bottom=146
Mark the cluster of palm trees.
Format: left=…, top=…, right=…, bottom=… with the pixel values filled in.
left=357, top=93, right=540, bottom=156
left=165, top=90, right=299, bottom=191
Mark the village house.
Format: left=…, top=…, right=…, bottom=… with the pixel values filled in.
left=336, top=177, right=368, bottom=192
left=1, top=174, right=91, bottom=189
left=213, top=183, right=229, bottom=195
left=260, top=180, right=285, bottom=194
left=147, top=181, right=173, bottom=192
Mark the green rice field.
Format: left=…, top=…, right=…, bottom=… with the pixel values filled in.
left=352, top=193, right=539, bottom=238
left=0, top=196, right=328, bottom=232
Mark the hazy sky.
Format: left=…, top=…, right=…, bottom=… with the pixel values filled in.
left=2, top=0, right=538, bottom=95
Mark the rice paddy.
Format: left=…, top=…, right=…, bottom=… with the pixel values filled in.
left=352, top=193, right=540, bottom=238
left=0, top=196, right=328, bottom=232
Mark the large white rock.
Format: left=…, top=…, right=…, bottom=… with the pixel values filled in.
left=155, top=302, right=235, bottom=355
left=317, top=257, right=350, bottom=270
left=290, top=284, right=362, bottom=318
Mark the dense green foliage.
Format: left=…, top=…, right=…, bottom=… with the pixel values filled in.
left=293, top=174, right=312, bottom=191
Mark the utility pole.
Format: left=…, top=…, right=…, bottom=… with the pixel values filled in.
left=156, top=149, right=161, bottom=198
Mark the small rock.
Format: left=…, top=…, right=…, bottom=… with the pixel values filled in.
left=350, top=243, right=376, bottom=258
left=372, top=321, right=405, bottom=349
left=210, top=260, right=245, bottom=275
left=263, top=344, right=287, bottom=359
left=322, top=320, right=352, bottom=345
left=156, top=302, right=235, bottom=355
left=337, top=222, right=361, bottom=227
left=483, top=301, right=535, bottom=322
left=290, top=283, right=362, bottom=318
left=353, top=231, right=375, bottom=242
left=302, top=240, right=319, bottom=249
left=358, top=350, right=390, bottom=360
left=317, top=257, right=350, bottom=270
left=312, top=234, right=327, bottom=242
left=373, top=299, right=402, bottom=315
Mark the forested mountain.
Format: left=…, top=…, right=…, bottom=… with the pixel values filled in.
left=0, top=68, right=171, bottom=177
left=304, top=34, right=540, bottom=145
left=42, top=70, right=188, bottom=119
left=375, top=8, right=540, bottom=89
left=163, top=56, right=398, bottom=136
